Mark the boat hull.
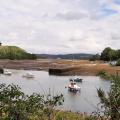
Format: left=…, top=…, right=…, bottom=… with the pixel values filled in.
left=68, top=87, right=80, bottom=92
left=69, top=78, right=82, bottom=82
left=68, top=84, right=81, bottom=93
left=74, top=78, right=82, bottom=82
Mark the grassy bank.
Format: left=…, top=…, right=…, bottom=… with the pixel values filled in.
left=0, top=59, right=119, bottom=76
left=30, top=111, right=90, bottom=120
left=0, top=46, right=36, bottom=60
left=55, top=111, right=85, bottom=120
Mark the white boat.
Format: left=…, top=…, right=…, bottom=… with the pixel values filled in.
left=4, top=70, right=12, bottom=75
left=68, top=82, right=81, bottom=92
left=22, top=72, right=34, bottom=78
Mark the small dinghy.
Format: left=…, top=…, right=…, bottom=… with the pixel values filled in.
left=4, top=70, right=12, bottom=76
left=22, top=72, right=34, bottom=78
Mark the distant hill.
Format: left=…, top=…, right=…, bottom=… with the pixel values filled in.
left=36, top=53, right=94, bottom=59
left=0, top=46, right=36, bottom=60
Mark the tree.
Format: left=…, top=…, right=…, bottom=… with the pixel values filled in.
left=101, top=47, right=118, bottom=61
left=116, top=50, right=120, bottom=59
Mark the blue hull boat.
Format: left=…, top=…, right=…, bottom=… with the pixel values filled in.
left=69, top=78, right=83, bottom=82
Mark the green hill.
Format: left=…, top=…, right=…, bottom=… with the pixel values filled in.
left=0, top=46, right=36, bottom=60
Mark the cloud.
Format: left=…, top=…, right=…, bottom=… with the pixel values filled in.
left=55, top=11, right=89, bottom=20
left=0, top=0, right=120, bottom=54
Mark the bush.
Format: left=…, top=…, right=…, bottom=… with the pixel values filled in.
left=100, top=47, right=118, bottom=61
left=97, top=75, right=120, bottom=120
left=97, top=71, right=111, bottom=80
left=0, top=84, right=64, bottom=120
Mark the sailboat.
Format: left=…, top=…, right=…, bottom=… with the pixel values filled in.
left=69, top=54, right=83, bottom=83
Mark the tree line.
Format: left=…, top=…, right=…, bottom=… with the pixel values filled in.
left=90, top=47, right=120, bottom=66
left=100, top=47, right=120, bottom=61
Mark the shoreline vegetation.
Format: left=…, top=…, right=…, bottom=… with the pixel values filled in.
left=0, top=45, right=37, bottom=60
left=0, top=45, right=119, bottom=76
left=97, top=71, right=112, bottom=80
left=0, top=83, right=93, bottom=120
left=0, top=59, right=119, bottom=76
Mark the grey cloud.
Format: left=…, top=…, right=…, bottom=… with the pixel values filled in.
left=111, top=33, right=120, bottom=40
left=69, top=38, right=85, bottom=42
left=55, top=12, right=88, bottom=20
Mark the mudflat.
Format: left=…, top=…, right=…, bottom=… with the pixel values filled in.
left=0, top=59, right=119, bottom=76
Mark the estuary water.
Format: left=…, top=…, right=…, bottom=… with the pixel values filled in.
left=0, top=69, right=110, bottom=113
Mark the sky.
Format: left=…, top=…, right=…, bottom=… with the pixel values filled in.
left=0, top=0, right=120, bottom=54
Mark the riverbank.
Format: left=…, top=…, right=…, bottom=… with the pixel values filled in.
left=0, top=59, right=119, bottom=76
left=31, top=110, right=101, bottom=120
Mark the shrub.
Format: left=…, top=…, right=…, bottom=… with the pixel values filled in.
left=116, top=59, right=120, bottom=66
left=97, top=75, right=120, bottom=120
left=0, top=84, right=64, bottom=120
left=97, top=71, right=111, bottom=80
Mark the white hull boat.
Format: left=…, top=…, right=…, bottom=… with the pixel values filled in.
left=4, top=70, right=12, bottom=75
left=22, top=72, right=34, bottom=78
left=68, top=82, right=81, bottom=92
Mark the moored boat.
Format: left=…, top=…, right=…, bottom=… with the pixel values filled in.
left=69, top=78, right=83, bottom=82
left=68, top=82, right=81, bottom=92
left=22, top=72, right=34, bottom=78
left=4, top=70, right=12, bottom=75
left=74, top=78, right=82, bottom=82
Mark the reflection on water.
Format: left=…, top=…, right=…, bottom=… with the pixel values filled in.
left=0, top=69, right=110, bottom=113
